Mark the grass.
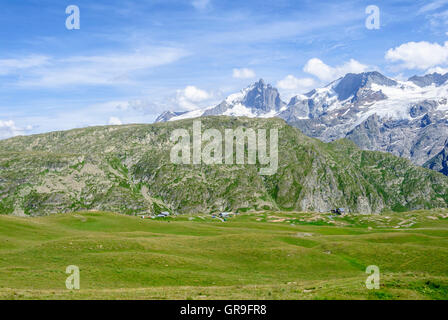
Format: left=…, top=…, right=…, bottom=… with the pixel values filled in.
left=0, top=210, right=448, bottom=300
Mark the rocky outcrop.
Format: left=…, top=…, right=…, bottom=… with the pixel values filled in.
left=424, top=140, right=448, bottom=176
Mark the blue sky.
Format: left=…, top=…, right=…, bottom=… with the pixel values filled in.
left=1, top=0, right=448, bottom=138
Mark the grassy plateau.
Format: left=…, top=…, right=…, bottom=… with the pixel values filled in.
left=0, top=209, right=448, bottom=300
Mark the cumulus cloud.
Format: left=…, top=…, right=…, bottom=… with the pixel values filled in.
left=303, top=58, right=369, bottom=82
left=182, top=86, right=210, bottom=101
left=385, top=41, right=448, bottom=70
left=427, top=66, right=448, bottom=74
left=108, top=117, right=122, bottom=125
left=176, top=86, right=212, bottom=110
left=233, top=68, right=256, bottom=79
left=276, top=75, right=315, bottom=92
left=0, top=120, right=29, bottom=139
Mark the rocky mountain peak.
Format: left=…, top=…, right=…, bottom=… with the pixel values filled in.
left=241, top=79, right=285, bottom=112
left=408, top=72, right=448, bottom=87
left=155, top=110, right=188, bottom=123
left=334, top=71, right=397, bottom=101
left=424, top=139, right=448, bottom=176
left=254, top=78, right=266, bottom=87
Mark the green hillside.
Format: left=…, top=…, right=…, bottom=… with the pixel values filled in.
left=1, top=116, right=448, bottom=216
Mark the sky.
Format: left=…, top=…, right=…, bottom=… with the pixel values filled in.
left=1, top=0, right=448, bottom=138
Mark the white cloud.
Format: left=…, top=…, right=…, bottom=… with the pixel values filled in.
left=7, top=48, right=188, bottom=88
left=0, top=120, right=29, bottom=139
left=192, top=0, right=210, bottom=10
left=276, top=75, right=316, bottom=92
left=176, top=86, right=212, bottom=111
left=94, top=99, right=159, bottom=113
left=385, top=41, right=448, bottom=70
left=418, top=0, right=448, bottom=14
left=232, top=68, right=256, bottom=79
left=427, top=66, right=448, bottom=74
left=182, top=85, right=211, bottom=101
left=303, top=58, right=369, bottom=82
left=0, top=55, right=50, bottom=75
left=276, top=75, right=317, bottom=100
left=425, top=9, right=448, bottom=31
left=393, top=73, right=407, bottom=81
left=108, top=117, right=122, bottom=125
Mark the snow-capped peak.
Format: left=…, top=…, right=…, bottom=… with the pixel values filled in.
left=158, top=79, right=286, bottom=122
left=154, top=71, right=448, bottom=175
left=156, top=71, right=448, bottom=125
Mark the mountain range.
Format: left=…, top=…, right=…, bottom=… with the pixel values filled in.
left=1, top=117, right=448, bottom=216
left=156, top=72, right=448, bottom=176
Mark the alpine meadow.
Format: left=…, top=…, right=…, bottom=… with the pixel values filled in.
left=1, top=0, right=448, bottom=304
